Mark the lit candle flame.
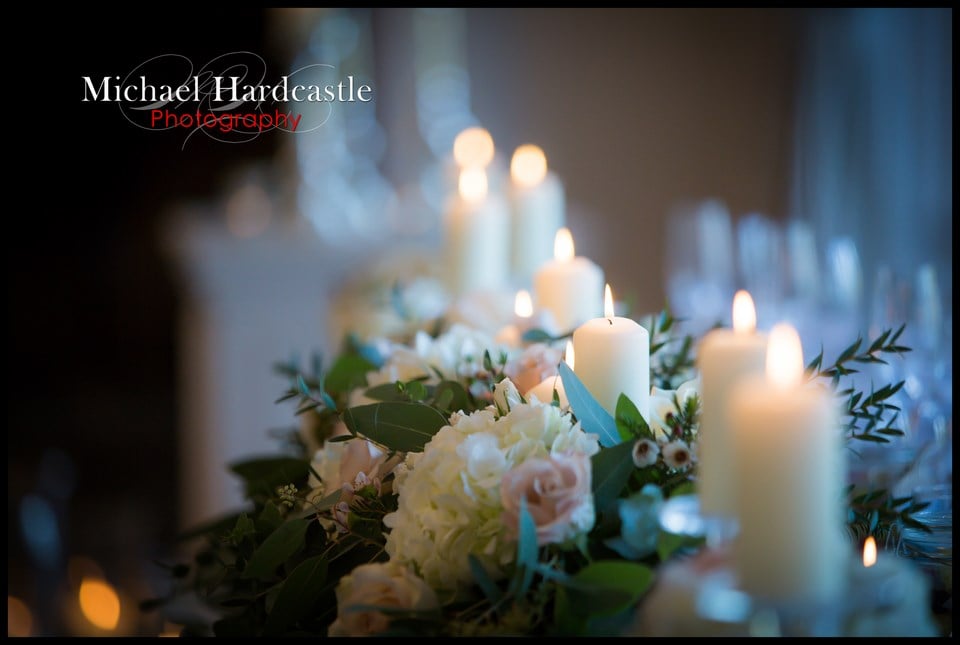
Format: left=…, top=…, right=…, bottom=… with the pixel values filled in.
left=732, top=290, right=757, bottom=334
left=514, top=290, right=533, bottom=318
left=604, top=284, right=615, bottom=319
left=78, top=578, right=120, bottom=631
left=458, top=167, right=488, bottom=203
left=863, top=536, right=877, bottom=567
left=766, top=323, right=803, bottom=389
left=565, top=340, right=575, bottom=370
left=453, top=127, right=495, bottom=169
left=511, top=144, right=547, bottom=187
left=554, top=227, right=574, bottom=262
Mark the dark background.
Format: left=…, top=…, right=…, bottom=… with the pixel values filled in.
left=9, top=9, right=277, bottom=634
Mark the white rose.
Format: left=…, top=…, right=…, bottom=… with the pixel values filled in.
left=328, top=562, right=438, bottom=637
left=500, top=452, right=595, bottom=546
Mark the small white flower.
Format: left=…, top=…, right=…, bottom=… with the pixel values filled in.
left=649, top=388, right=679, bottom=442
left=676, top=377, right=701, bottom=407
left=632, top=439, right=660, bottom=468
left=662, top=441, right=693, bottom=470
left=493, top=378, right=523, bottom=415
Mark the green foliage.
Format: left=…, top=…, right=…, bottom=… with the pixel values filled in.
left=158, top=313, right=932, bottom=638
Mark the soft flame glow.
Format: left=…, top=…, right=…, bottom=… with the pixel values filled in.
left=766, top=323, right=804, bottom=389
left=7, top=596, right=33, bottom=637
left=458, top=167, right=488, bottom=203
left=514, top=290, right=533, bottom=318
left=565, top=340, right=575, bottom=370
left=554, top=227, right=574, bottom=262
left=863, top=536, right=878, bottom=567
left=604, top=284, right=615, bottom=319
left=732, top=290, right=757, bottom=334
left=453, top=127, right=495, bottom=169
left=511, top=144, right=548, bottom=187
left=78, top=578, right=120, bottom=631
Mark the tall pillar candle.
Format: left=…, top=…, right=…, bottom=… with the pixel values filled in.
left=533, top=228, right=604, bottom=333
left=696, top=290, right=767, bottom=518
left=509, top=145, right=565, bottom=285
left=728, top=323, right=846, bottom=603
left=572, top=285, right=650, bottom=421
left=443, top=166, right=510, bottom=297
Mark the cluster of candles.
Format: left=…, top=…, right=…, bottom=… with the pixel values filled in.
left=443, top=127, right=931, bottom=609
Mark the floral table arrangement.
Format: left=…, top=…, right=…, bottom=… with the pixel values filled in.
left=149, top=281, right=934, bottom=637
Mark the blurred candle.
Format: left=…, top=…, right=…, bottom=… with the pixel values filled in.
left=509, top=144, right=565, bottom=284
left=453, top=127, right=495, bottom=169
left=533, top=228, right=604, bottom=332
left=728, top=323, right=845, bottom=603
left=696, top=290, right=768, bottom=518
left=525, top=340, right=573, bottom=408
left=572, top=285, right=650, bottom=419
left=443, top=166, right=510, bottom=296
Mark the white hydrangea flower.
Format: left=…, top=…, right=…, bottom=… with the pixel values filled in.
left=383, top=380, right=599, bottom=592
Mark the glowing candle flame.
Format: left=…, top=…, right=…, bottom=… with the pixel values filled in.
left=863, top=536, right=878, bottom=568
left=733, top=290, right=757, bottom=334
left=458, top=167, right=488, bottom=203
left=565, top=340, right=575, bottom=370
left=511, top=144, right=547, bottom=188
left=78, top=578, right=120, bottom=631
left=604, top=284, right=615, bottom=319
left=453, top=127, right=495, bottom=169
left=554, top=227, right=574, bottom=262
left=7, top=596, right=33, bottom=637
left=514, top=290, right=533, bottom=318
left=766, top=323, right=804, bottom=389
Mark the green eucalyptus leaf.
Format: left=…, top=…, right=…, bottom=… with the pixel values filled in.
left=590, top=441, right=636, bottom=509
left=559, top=363, right=620, bottom=447
left=243, top=519, right=310, bottom=580
left=343, top=402, right=449, bottom=453
left=264, top=555, right=328, bottom=634
left=325, top=355, right=377, bottom=395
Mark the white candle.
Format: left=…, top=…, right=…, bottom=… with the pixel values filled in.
left=509, top=145, right=565, bottom=284
left=696, top=290, right=767, bottom=518
left=846, top=537, right=937, bottom=636
left=443, top=166, right=510, bottom=297
left=525, top=340, right=573, bottom=408
left=495, top=290, right=534, bottom=347
left=728, top=323, right=846, bottom=603
left=533, top=228, right=604, bottom=333
left=571, top=285, right=650, bottom=420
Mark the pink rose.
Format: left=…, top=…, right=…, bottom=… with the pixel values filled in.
left=328, top=562, right=438, bottom=636
left=503, top=343, right=563, bottom=395
left=501, top=453, right=595, bottom=546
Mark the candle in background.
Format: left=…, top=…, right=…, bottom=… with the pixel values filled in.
left=495, top=290, right=534, bottom=347
left=533, top=228, right=604, bottom=333
left=845, top=537, right=938, bottom=636
left=509, top=144, right=565, bottom=285
left=525, top=340, right=573, bottom=408
left=696, top=290, right=768, bottom=519
left=443, top=166, right=510, bottom=297
left=572, top=285, right=650, bottom=420
left=453, top=126, right=495, bottom=169
left=728, top=323, right=845, bottom=604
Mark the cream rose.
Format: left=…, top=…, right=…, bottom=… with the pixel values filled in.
left=501, top=452, right=594, bottom=546
left=503, top=343, right=563, bottom=395
left=328, top=562, right=438, bottom=637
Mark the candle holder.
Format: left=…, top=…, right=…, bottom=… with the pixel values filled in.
left=658, top=493, right=739, bottom=549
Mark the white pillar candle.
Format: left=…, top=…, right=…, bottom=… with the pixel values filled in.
left=509, top=144, right=565, bottom=285
left=443, top=166, right=510, bottom=297
left=696, top=290, right=767, bottom=518
left=533, top=228, right=604, bottom=333
left=728, top=323, right=846, bottom=604
left=525, top=340, right=573, bottom=408
left=572, top=285, right=650, bottom=420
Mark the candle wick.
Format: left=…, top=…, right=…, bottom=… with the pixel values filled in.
left=607, top=318, right=613, bottom=326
